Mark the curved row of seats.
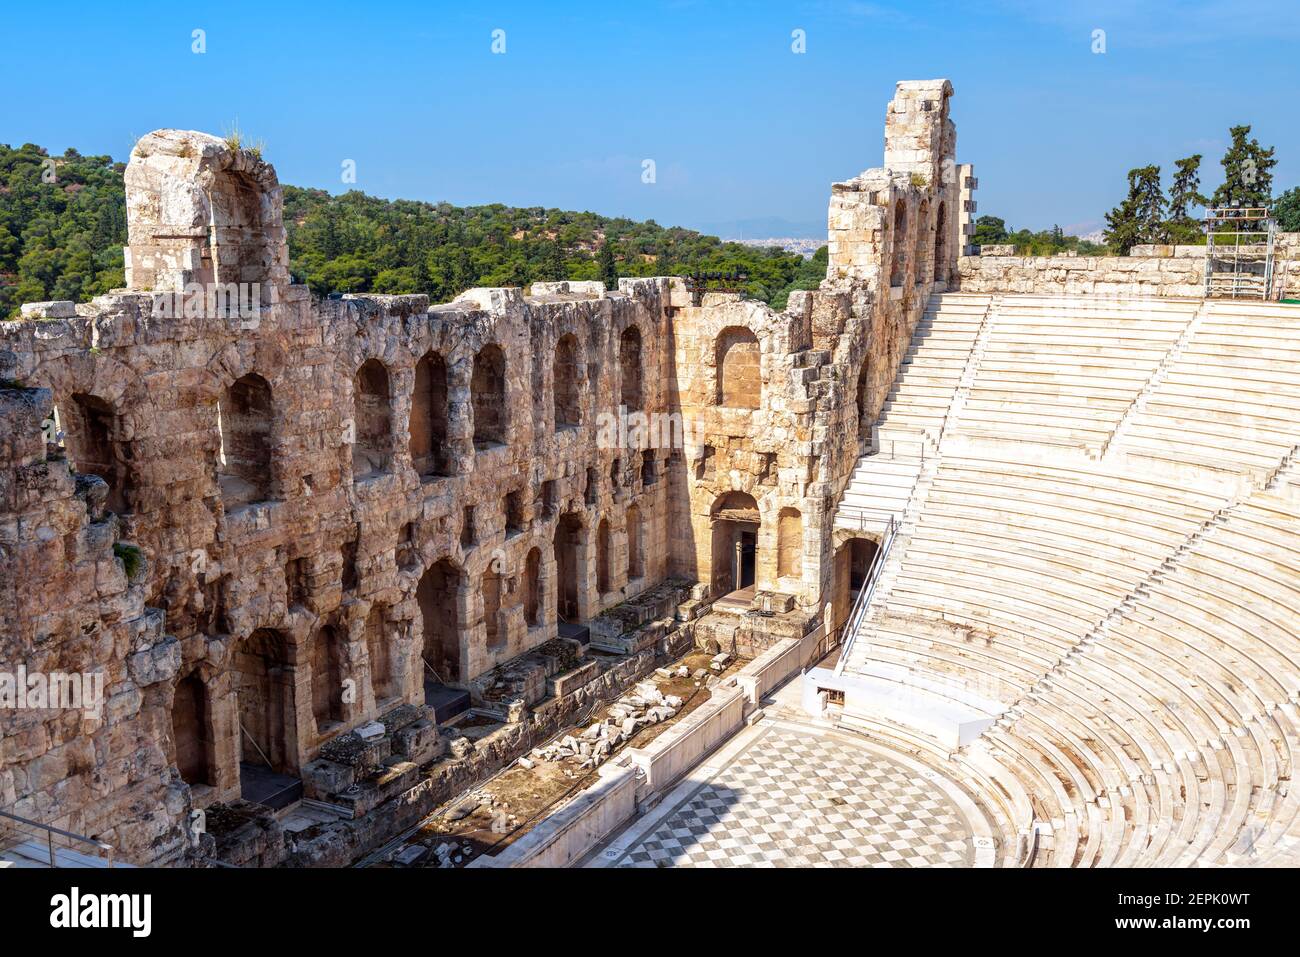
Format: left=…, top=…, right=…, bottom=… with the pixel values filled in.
left=955, top=295, right=1198, bottom=455
left=1114, top=301, right=1300, bottom=481
left=835, top=293, right=1300, bottom=867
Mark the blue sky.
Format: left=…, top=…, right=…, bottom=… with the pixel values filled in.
left=3, top=1, right=1297, bottom=238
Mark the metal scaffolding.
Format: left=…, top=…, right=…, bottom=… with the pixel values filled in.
left=1203, top=205, right=1275, bottom=300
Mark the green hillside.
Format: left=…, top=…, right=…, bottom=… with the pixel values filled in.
left=0, top=143, right=826, bottom=319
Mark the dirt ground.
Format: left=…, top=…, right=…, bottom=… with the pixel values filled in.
left=384, top=648, right=748, bottom=867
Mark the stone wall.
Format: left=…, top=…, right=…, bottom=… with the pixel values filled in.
left=0, top=78, right=967, bottom=865
left=957, top=232, right=1300, bottom=299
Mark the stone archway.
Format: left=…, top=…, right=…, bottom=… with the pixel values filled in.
left=710, top=491, right=760, bottom=598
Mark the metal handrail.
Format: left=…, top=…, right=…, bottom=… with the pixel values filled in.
left=0, top=808, right=115, bottom=867
left=834, top=515, right=897, bottom=676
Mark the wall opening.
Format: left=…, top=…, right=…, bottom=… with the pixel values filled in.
left=553, top=333, right=582, bottom=429
left=311, top=623, right=345, bottom=732
left=234, top=629, right=293, bottom=774
left=524, top=546, right=542, bottom=627
left=890, top=200, right=908, bottom=287
left=418, top=560, right=461, bottom=684
left=850, top=538, right=879, bottom=590
left=353, top=359, right=392, bottom=478
left=596, top=518, right=612, bottom=594
left=172, top=670, right=212, bottom=787
left=856, top=360, right=871, bottom=441
left=62, top=393, right=131, bottom=514
left=411, top=351, right=450, bottom=477
left=504, top=489, right=525, bottom=535
left=914, top=199, right=930, bottom=285
left=554, top=512, right=585, bottom=622
left=641, top=449, right=657, bottom=486
left=716, top=326, right=760, bottom=409
left=365, top=605, right=396, bottom=704
left=626, top=504, right=643, bottom=580
left=710, top=491, right=760, bottom=598
left=206, top=168, right=272, bottom=287
left=620, top=325, right=643, bottom=412
left=482, top=567, right=503, bottom=649
left=933, top=201, right=947, bottom=283
left=218, top=373, right=273, bottom=509
left=472, top=343, right=507, bottom=448
left=777, top=507, right=803, bottom=579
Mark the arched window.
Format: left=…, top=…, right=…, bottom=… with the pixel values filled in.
left=218, top=373, right=273, bottom=508
left=626, top=504, right=643, bottom=580
left=482, top=566, right=503, bottom=648
left=778, top=507, right=803, bottom=579
left=62, top=393, right=130, bottom=513
left=914, top=199, right=929, bottom=285
left=411, top=351, right=449, bottom=477
left=596, top=518, right=612, bottom=594
left=933, top=201, right=947, bottom=284
left=311, top=624, right=344, bottom=731
left=472, top=344, right=507, bottom=447
left=524, top=547, right=542, bottom=627
left=716, top=326, right=760, bottom=409
left=366, top=605, right=396, bottom=704
left=172, top=670, right=211, bottom=786
left=353, top=359, right=392, bottom=478
left=554, top=334, right=581, bottom=429
left=620, top=326, right=643, bottom=412
left=890, top=200, right=908, bottom=288
left=206, top=168, right=272, bottom=287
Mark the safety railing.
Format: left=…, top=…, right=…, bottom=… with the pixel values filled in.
left=834, top=515, right=897, bottom=676
left=0, top=808, right=115, bottom=867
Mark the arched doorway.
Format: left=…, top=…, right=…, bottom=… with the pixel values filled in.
left=710, top=491, right=760, bottom=599
left=172, top=670, right=212, bottom=787
left=417, top=559, right=461, bottom=683
left=553, top=512, right=585, bottom=623
left=234, top=629, right=294, bottom=774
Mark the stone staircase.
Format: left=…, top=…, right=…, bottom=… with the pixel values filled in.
left=835, top=292, right=993, bottom=536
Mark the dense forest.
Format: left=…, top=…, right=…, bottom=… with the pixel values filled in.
left=0, top=142, right=826, bottom=319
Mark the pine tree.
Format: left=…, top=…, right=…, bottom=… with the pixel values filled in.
left=597, top=239, right=618, bottom=290
left=1211, top=125, right=1277, bottom=210
left=1276, top=187, right=1300, bottom=232
left=1105, top=165, right=1166, bottom=254
left=1165, top=154, right=1208, bottom=242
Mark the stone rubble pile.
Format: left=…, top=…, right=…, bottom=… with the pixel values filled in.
left=527, top=680, right=685, bottom=769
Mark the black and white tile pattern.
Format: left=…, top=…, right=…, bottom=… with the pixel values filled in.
left=613, top=726, right=974, bottom=867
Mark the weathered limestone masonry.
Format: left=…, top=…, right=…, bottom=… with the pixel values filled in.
left=0, top=79, right=964, bottom=865
left=679, top=79, right=961, bottom=656
left=958, top=233, right=1300, bottom=298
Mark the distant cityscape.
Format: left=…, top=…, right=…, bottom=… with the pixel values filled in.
left=726, top=237, right=825, bottom=258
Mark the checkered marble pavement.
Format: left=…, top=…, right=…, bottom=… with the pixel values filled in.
left=610, top=725, right=975, bottom=867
